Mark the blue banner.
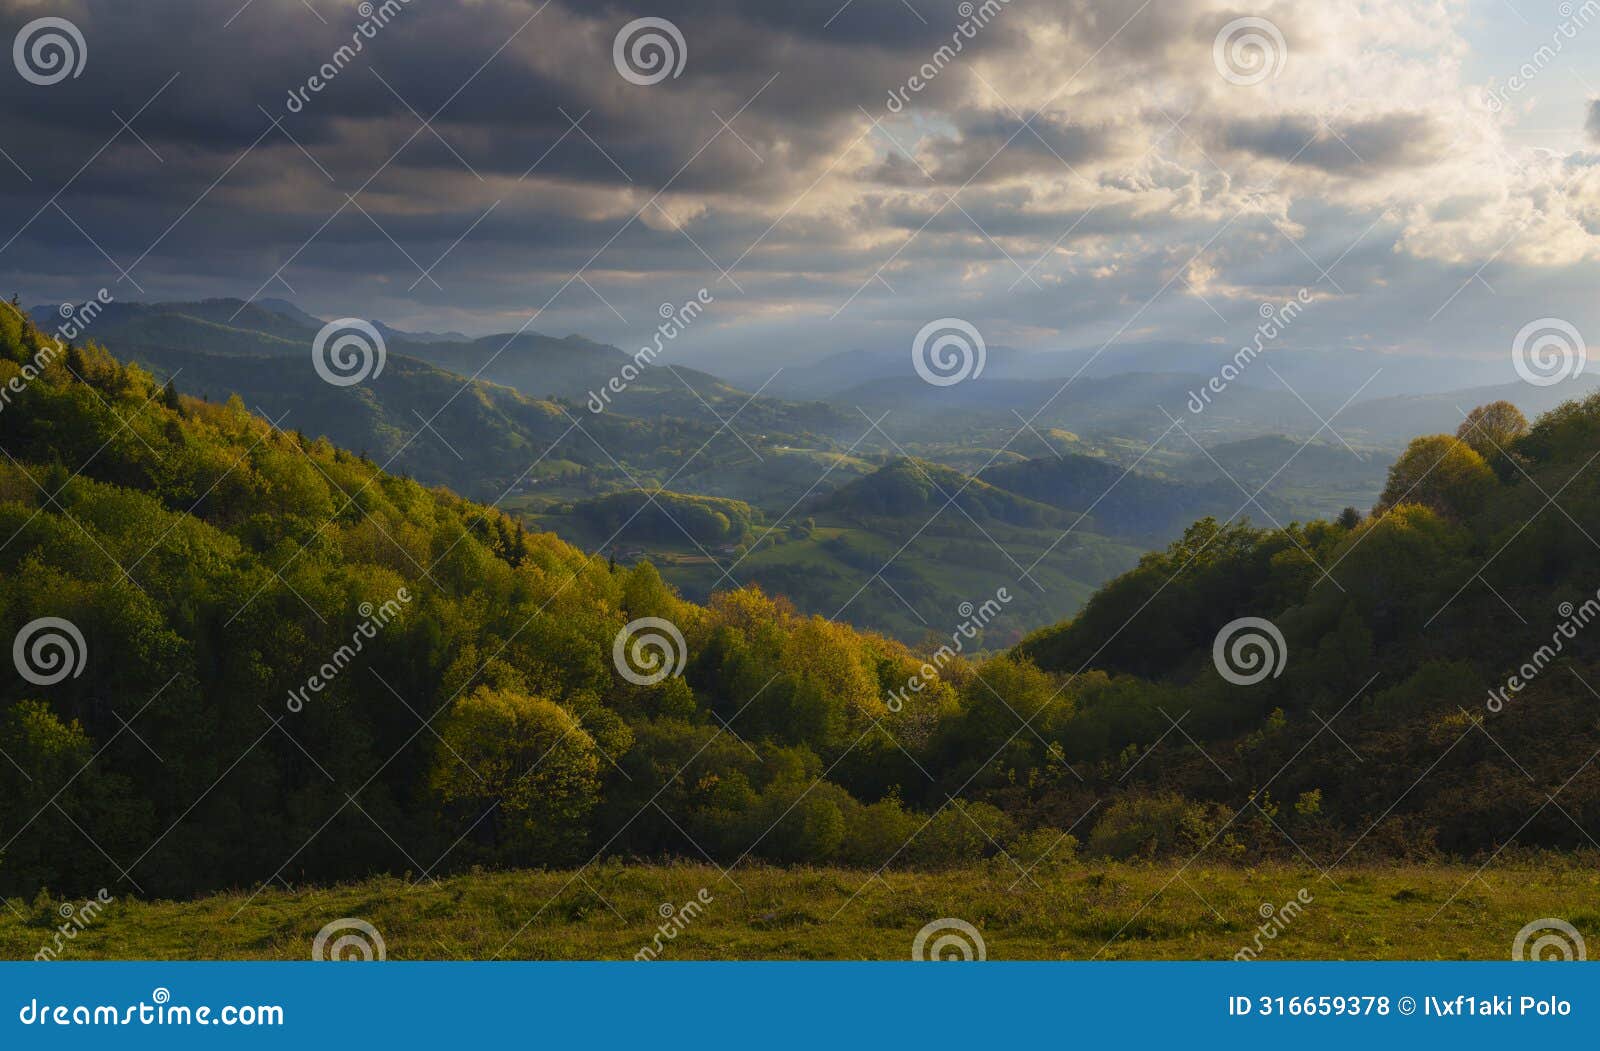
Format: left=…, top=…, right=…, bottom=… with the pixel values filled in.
left=1, top=962, right=1592, bottom=1048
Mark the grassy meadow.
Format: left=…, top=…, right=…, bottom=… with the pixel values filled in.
left=6, top=858, right=1596, bottom=961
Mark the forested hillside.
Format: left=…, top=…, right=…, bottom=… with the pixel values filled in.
left=5, top=301, right=1599, bottom=905
left=120, top=342, right=664, bottom=504
left=1015, top=398, right=1600, bottom=858
left=56, top=299, right=1166, bottom=645
left=0, top=304, right=976, bottom=897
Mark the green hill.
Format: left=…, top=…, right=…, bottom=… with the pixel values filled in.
left=69, top=299, right=856, bottom=513
left=52, top=299, right=318, bottom=353
left=79, top=296, right=853, bottom=435
left=822, top=457, right=1066, bottom=528
left=980, top=451, right=1285, bottom=541
left=113, top=342, right=661, bottom=504
left=1174, top=434, right=1394, bottom=520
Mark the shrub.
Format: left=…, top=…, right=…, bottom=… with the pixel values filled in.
left=1087, top=793, right=1219, bottom=859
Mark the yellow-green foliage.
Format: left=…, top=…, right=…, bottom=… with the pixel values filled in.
left=0, top=308, right=997, bottom=898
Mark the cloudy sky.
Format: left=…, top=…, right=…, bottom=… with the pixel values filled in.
left=1, top=0, right=1597, bottom=374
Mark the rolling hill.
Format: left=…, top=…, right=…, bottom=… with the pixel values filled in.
left=979, top=451, right=1287, bottom=542
left=820, top=457, right=1067, bottom=529
left=66, top=297, right=854, bottom=431
left=58, top=299, right=856, bottom=507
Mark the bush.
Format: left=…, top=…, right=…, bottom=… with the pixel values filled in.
left=906, top=801, right=1015, bottom=868
left=1010, top=828, right=1077, bottom=872
left=1087, top=793, right=1219, bottom=859
left=838, top=795, right=921, bottom=868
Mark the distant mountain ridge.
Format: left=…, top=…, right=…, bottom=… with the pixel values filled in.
left=49, top=298, right=854, bottom=430
left=738, top=340, right=1565, bottom=403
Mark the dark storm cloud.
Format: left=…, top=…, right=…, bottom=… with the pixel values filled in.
left=1214, top=112, right=1446, bottom=174
left=867, top=112, right=1126, bottom=185
left=0, top=0, right=1594, bottom=371
left=0, top=0, right=965, bottom=241
left=0, top=0, right=1218, bottom=295
left=0, top=0, right=813, bottom=303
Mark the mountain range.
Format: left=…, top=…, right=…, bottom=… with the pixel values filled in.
left=41, top=295, right=1596, bottom=642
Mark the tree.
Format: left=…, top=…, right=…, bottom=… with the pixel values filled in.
left=1374, top=435, right=1495, bottom=520
left=494, top=516, right=516, bottom=563
left=0, top=700, right=152, bottom=893
left=1455, top=400, right=1528, bottom=476
left=430, top=686, right=601, bottom=860
left=1336, top=506, right=1363, bottom=530
left=64, top=344, right=88, bottom=380
left=620, top=560, right=676, bottom=620
left=1328, top=502, right=1467, bottom=642
left=161, top=377, right=182, bottom=413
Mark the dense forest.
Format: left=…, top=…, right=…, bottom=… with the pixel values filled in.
left=3, top=302, right=1599, bottom=901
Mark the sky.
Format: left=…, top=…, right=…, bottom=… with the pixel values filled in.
left=1, top=0, right=1597, bottom=376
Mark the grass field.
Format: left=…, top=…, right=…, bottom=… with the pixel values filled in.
left=6, top=859, right=1596, bottom=960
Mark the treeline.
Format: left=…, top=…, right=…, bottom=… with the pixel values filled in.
left=572, top=489, right=759, bottom=546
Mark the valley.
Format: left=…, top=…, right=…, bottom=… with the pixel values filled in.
left=74, top=298, right=1435, bottom=643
